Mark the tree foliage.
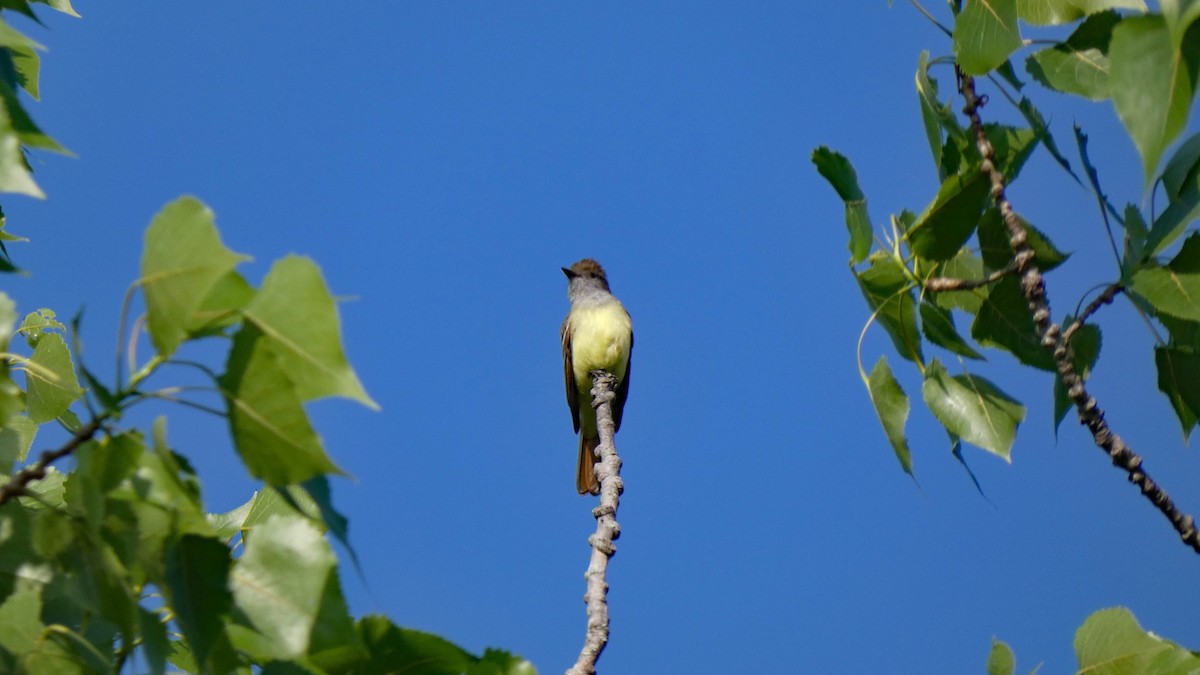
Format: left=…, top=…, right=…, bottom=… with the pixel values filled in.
left=819, top=0, right=1200, bottom=670
left=0, top=3, right=533, bottom=673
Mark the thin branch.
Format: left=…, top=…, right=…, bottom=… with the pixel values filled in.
left=566, top=371, right=624, bottom=675
left=0, top=416, right=104, bottom=506
left=1063, top=283, right=1123, bottom=344
left=924, top=260, right=1019, bottom=292
left=958, top=70, right=1200, bottom=554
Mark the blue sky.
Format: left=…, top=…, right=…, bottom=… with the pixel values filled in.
left=6, top=2, right=1200, bottom=672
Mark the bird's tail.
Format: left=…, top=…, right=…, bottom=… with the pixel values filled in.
left=576, top=435, right=601, bottom=495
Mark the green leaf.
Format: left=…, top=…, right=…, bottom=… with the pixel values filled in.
left=1074, top=125, right=1125, bottom=228
left=0, top=579, right=42, bottom=653
left=1075, top=607, right=1200, bottom=673
left=187, top=270, right=255, bottom=337
left=867, top=357, right=914, bottom=474
left=812, top=147, right=872, bottom=264
left=139, top=196, right=250, bottom=358
left=1161, top=132, right=1200, bottom=201
left=162, top=535, right=236, bottom=674
left=231, top=514, right=335, bottom=660
left=1110, top=15, right=1200, bottom=184
left=908, top=170, right=990, bottom=262
left=0, top=414, right=34, bottom=470
left=984, top=124, right=1041, bottom=182
left=1017, top=0, right=1145, bottom=26
left=1122, top=204, right=1149, bottom=277
left=221, top=324, right=343, bottom=485
left=1025, top=11, right=1120, bottom=100
left=855, top=255, right=923, bottom=363
left=0, top=85, right=39, bottom=197
left=1130, top=233, right=1200, bottom=321
left=1163, top=0, right=1200, bottom=49
left=920, top=301, right=985, bottom=359
left=23, top=332, right=82, bottom=424
left=1053, top=321, right=1100, bottom=435
left=955, top=0, right=1023, bottom=75
left=922, top=359, right=1025, bottom=461
left=916, top=51, right=964, bottom=181
left=306, top=570, right=367, bottom=670
left=9, top=43, right=41, bottom=100
left=987, top=638, right=1016, bottom=675
left=243, top=255, right=376, bottom=408
left=971, top=276, right=1056, bottom=370
left=208, top=496, right=255, bottom=541
left=18, top=308, right=61, bottom=347
left=137, top=607, right=169, bottom=675
left=30, top=508, right=72, bottom=560
left=977, top=207, right=1069, bottom=272
left=0, top=79, right=66, bottom=155
left=354, top=616, right=533, bottom=675
left=1155, top=346, right=1200, bottom=440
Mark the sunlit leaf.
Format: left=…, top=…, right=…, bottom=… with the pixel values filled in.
left=1075, top=607, right=1200, bottom=673
left=922, top=359, right=1025, bottom=461
left=140, top=197, right=250, bottom=358
left=221, top=325, right=342, bottom=485
left=1017, top=0, right=1144, bottom=26
left=1130, top=233, right=1200, bottom=321
left=24, top=332, right=82, bottom=424
left=1110, top=15, right=1200, bottom=183
left=243, top=255, right=376, bottom=408
left=1163, top=0, right=1200, bottom=48
left=18, top=308, right=62, bottom=348
left=1025, top=11, right=1120, bottom=100
left=813, top=147, right=872, bottom=264
left=987, top=638, right=1015, bottom=675
left=231, top=514, right=334, bottom=660
left=955, top=0, right=1023, bottom=75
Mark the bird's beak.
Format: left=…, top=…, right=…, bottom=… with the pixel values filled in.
left=562, top=267, right=576, bottom=279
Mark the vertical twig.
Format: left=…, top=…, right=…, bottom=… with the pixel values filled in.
left=566, top=371, right=623, bottom=675
left=958, top=70, right=1200, bottom=553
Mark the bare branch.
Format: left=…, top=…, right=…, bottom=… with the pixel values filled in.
left=1062, top=283, right=1123, bottom=345
left=0, top=416, right=103, bottom=506
left=566, top=371, right=624, bottom=675
left=924, top=260, right=1019, bottom=292
left=958, top=70, right=1200, bottom=553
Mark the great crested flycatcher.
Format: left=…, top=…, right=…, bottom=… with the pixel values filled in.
left=560, top=258, right=633, bottom=495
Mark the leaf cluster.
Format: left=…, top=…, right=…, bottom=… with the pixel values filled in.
left=815, top=0, right=1200, bottom=476
left=0, top=195, right=534, bottom=673
left=987, top=607, right=1200, bottom=675
left=0, top=5, right=534, bottom=670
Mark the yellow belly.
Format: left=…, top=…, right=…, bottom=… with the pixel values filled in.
left=570, top=301, right=632, bottom=389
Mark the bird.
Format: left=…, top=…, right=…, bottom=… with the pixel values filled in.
left=560, top=258, right=633, bottom=495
